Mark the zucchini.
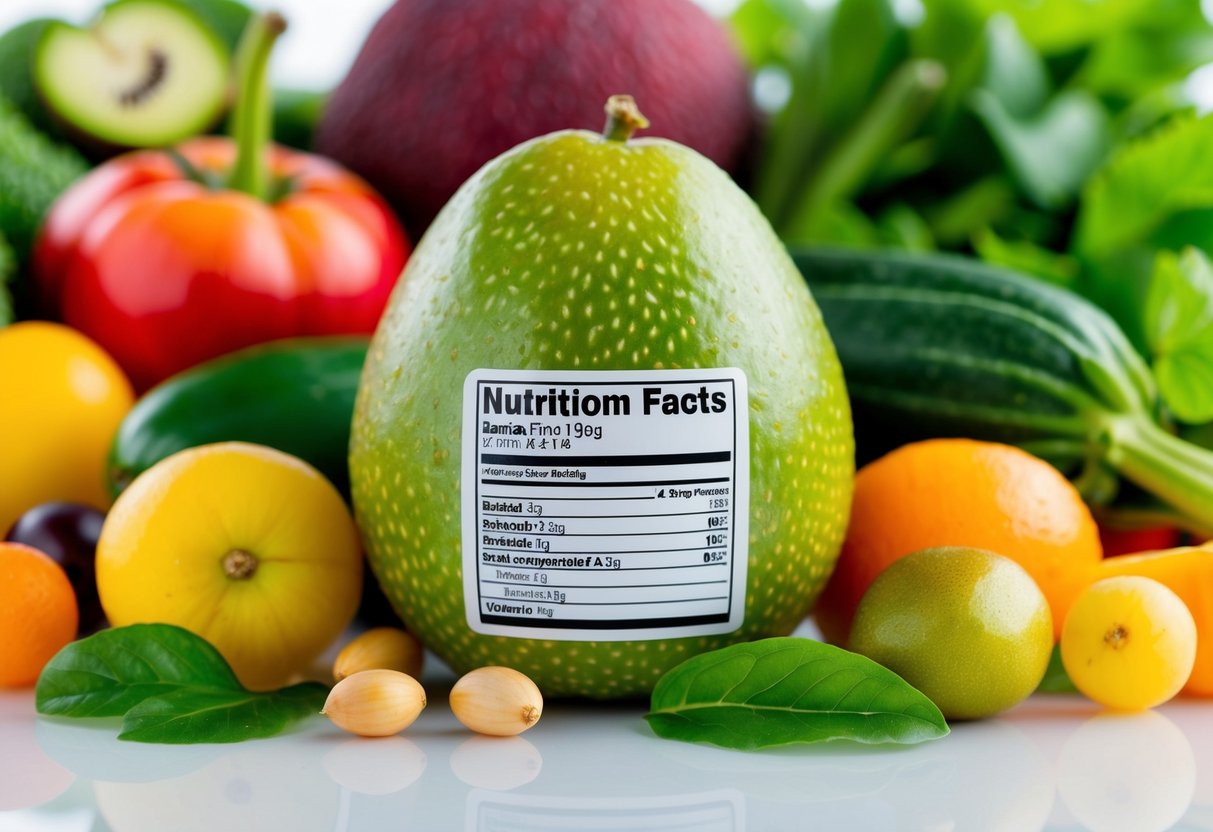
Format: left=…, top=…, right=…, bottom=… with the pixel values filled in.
left=794, top=247, right=1213, bottom=533
left=109, top=337, right=367, bottom=498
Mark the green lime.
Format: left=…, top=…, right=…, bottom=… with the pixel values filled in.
left=849, top=546, right=1053, bottom=720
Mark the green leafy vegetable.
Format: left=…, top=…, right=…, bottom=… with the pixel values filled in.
left=735, top=0, right=1213, bottom=505
left=0, top=93, right=87, bottom=266
left=965, top=0, right=1154, bottom=54
left=1145, top=248, right=1213, bottom=423
left=742, top=0, right=910, bottom=230
left=0, top=19, right=56, bottom=133
left=972, top=227, right=1079, bottom=286
left=978, top=13, right=1047, bottom=118
left=970, top=89, right=1108, bottom=210
left=645, top=637, right=948, bottom=751
left=36, top=623, right=326, bottom=744
left=1075, top=114, right=1213, bottom=261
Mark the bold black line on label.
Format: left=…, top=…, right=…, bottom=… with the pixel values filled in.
left=481, top=451, right=731, bottom=467
left=479, top=613, right=731, bottom=630
left=480, top=476, right=730, bottom=488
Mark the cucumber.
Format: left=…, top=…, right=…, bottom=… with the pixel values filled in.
left=794, top=247, right=1213, bottom=532
left=109, top=337, right=367, bottom=498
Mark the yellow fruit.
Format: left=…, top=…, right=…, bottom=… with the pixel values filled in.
left=322, top=669, right=427, bottom=737
left=0, top=322, right=133, bottom=532
left=96, top=442, right=362, bottom=690
left=1060, top=576, right=1196, bottom=711
left=449, top=666, right=543, bottom=736
left=849, top=546, right=1053, bottom=720
left=332, top=627, right=424, bottom=682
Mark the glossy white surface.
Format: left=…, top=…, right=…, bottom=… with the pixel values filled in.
left=3, top=659, right=1213, bottom=832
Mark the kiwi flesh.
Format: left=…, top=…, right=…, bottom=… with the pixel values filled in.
left=34, top=0, right=230, bottom=149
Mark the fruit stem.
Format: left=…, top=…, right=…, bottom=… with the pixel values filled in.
left=602, top=95, right=649, bottom=142
left=223, top=549, right=259, bottom=580
left=227, top=12, right=287, bottom=200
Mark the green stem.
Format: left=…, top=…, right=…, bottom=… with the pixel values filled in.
left=782, top=59, right=945, bottom=243
left=1092, top=504, right=1213, bottom=540
left=1108, top=416, right=1213, bottom=532
left=601, top=95, right=649, bottom=142
left=227, top=12, right=287, bottom=199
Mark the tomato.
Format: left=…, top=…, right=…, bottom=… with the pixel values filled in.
left=34, top=139, right=408, bottom=390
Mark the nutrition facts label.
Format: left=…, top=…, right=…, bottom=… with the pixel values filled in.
left=461, top=368, right=749, bottom=641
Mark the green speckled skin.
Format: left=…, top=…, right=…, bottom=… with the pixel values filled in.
left=350, top=129, right=853, bottom=698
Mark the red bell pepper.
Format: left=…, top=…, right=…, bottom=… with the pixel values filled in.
left=34, top=13, right=408, bottom=390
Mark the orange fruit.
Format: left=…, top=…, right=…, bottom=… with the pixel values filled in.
left=0, top=542, right=79, bottom=687
left=815, top=438, right=1102, bottom=644
left=0, top=321, right=134, bottom=533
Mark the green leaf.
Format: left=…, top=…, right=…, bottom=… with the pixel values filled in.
left=1035, top=646, right=1078, bottom=694
left=980, top=14, right=1047, bottom=118
left=645, top=637, right=948, bottom=751
left=729, top=0, right=814, bottom=70
left=1145, top=248, right=1213, bottom=423
left=792, top=200, right=881, bottom=248
left=36, top=623, right=326, bottom=744
left=36, top=623, right=242, bottom=718
left=923, top=176, right=1017, bottom=246
left=963, top=0, right=1155, bottom=54
left=1077, top=6, right=1213, bottom=104
left=0, top=19, right=57, bottom=134
left=973, top=227, right=1079, bottom=286
left=0, top=94, right=88, bottom=267
left=877, top=203, right=935, bottom=251
left=118, top=683, right=327, bottom=744
left=1075, top=114, right=1213, bottom=260
left=970, top=88, right=1109, bottom=210
left=911, top=0, right=988, bottom=134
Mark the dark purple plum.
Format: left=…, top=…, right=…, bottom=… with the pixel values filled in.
left=5, top=502, right=105, bottom=633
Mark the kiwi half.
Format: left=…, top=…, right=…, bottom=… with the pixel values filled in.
left=34, top=0, right=230, bottom=149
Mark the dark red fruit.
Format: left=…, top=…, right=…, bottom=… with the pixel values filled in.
left=5, top=502, right=105, bottom=634
left=315, top=0, right=753, bottom=236
left=1098, top=524, right=1181, bottom=557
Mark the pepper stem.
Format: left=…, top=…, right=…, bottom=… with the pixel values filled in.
left=602, top=95, right=649, bottom=142
left=228, top=12, right=287, bottom=199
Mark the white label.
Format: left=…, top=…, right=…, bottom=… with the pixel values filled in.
left=461, top=368, right=749, bottom=641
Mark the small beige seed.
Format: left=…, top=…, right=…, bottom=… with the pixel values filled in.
left=333, top=627, right=425, bottom=682
left=450, top=666, right=543, bottom=736
left=322, top=669, right=426, bottom=737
